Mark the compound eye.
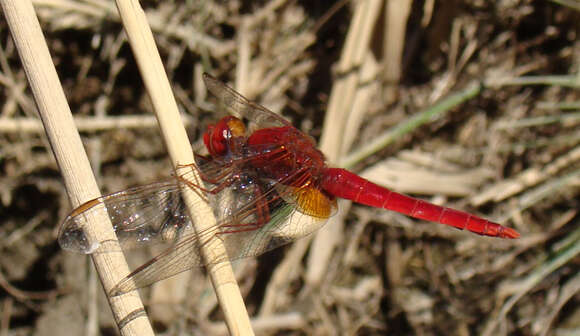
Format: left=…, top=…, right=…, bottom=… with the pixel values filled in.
left=203, top=116, right=247, bottom=156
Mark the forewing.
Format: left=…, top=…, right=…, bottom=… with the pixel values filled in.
left=109, top=225, right=220, bottom=295
left=58, top=179, right=191, bottom=254
left=203, top=73, right=290, bottom=130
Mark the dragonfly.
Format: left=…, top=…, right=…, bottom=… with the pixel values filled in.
left=58, top=73, right=520, bottom=296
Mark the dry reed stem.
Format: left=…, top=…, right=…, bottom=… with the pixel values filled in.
left=234, top=17, right=251, bottom=96
left=0, top=115, right=195, bottom=133
left=211, top=312, right=306, bottom=335
left=382, top=0, right=412, bottom=104
left=0, top=0, right=154, bottom=335
left=86, top=262, right=99, bottom=336
left=113, top=0, right=253, bottom=335
left=340, top=54, right=380, bottom=156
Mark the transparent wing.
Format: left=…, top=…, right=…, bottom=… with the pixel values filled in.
left=110, top=187, right=335, bottom=296
left=203, top=73, right=291, bottom=131
left=58, top=179, right=190, bottom=254
left=57, top=153, right=267, bottom=255
left=108, top=164, right=337, bottom=295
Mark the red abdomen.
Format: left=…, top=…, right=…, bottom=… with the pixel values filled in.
left=320, top=168, right=519, bottom=239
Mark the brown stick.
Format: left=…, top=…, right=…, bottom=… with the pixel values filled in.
left=0, top=0, right=154, bottom=335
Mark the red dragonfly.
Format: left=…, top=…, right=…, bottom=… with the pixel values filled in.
left=58, top=74, right=519, bottom=296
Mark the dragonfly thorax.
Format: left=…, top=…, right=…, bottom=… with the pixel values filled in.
left=246, top=125, right=327, bottom=185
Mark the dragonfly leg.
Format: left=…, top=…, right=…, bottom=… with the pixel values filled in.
left=218, top=183, right=273, bottom=234
left=176, top=164, right=238, bottom=198
left=178, top=159, right=233, bottom=185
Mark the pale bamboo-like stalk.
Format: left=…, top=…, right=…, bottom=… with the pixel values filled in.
left=0, top=0, right=154, bottom=335
left=113, top=0, right=254, bottom=335
left=0, top=115, right=195, bottom=133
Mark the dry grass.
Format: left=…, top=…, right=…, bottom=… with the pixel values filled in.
left=0, top=0, right=579, bottom=335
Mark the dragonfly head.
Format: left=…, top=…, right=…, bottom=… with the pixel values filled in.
left=204, top=116, right=246, bottom=156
